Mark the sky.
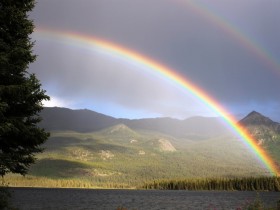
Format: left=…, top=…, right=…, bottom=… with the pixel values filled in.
left=29, top=0, right=280, bottom=121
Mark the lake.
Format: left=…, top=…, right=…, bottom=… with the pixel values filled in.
left=10, top=188, right=280, bottom=210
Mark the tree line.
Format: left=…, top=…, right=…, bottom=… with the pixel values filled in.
left=143, top=176, right=280, bottom=191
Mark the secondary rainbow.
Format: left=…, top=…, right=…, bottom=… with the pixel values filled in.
left=34, top=28, right=280, bottom=176
left=177, top=0, right=280, bottom=76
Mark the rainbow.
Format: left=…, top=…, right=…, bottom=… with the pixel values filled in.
left=34, top=28, right=279, bottom=176
left=178, top=0, right=280, bottom=75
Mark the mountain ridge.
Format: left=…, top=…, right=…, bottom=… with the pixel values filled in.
left=39, top=107, right=229, bottom=138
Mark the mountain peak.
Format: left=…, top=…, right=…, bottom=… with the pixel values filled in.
left=247, top=110, right=263, bottom=117
left=239, top=111, right=276, bottom=126
left=239, top=111, right=280, bottom=143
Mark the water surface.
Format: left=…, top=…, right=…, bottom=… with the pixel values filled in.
left=10, top=188, right=280, bottom=210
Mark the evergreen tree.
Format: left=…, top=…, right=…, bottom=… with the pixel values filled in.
left=0, top=0, right=49, bottom=176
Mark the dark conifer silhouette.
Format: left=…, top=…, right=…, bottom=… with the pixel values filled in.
left=0, top=0, right=49, bottom=176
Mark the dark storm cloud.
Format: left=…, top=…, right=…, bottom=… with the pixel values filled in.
left=29, top=0, right=280, bottom=120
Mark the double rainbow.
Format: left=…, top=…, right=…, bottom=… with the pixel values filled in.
left=34, top=28, right=280, bottom=176
left=179, top=0, right=280, bottom=76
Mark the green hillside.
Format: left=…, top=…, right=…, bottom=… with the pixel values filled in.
left=6, top=123, right=271, bottom=188
left=5, top=108, right=280, bottom=188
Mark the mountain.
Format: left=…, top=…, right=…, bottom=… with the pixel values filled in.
left=239, top=111, right=280, bottom=166
left=239, top=111, right=280, bottom=143
left=239, top=111, right=280, bottom=128
left=7, top=107, right=276, bottom=188
left=126, top=116, right=228, bottom=138
left=40, top=107, right=228, bottom=138
left=39, top=107, right=119, bottom=132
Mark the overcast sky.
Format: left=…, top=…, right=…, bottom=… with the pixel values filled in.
left=29, top=0, right=280, bottom=120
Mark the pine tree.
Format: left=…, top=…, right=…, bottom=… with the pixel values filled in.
left=0, top=0, right=49, bottom=176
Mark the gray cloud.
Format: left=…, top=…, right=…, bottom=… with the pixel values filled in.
left=29, top=0, right=280, bottom=120
left=30, top=37, right=209, bottom=119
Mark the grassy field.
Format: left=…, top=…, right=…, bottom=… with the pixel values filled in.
left=5, top=124, right=275, bottom=188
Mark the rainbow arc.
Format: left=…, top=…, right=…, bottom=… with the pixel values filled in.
left=34, top=28, right=280, bottom=176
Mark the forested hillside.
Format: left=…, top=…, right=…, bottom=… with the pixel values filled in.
left=6, top=108, right=279, bottom=188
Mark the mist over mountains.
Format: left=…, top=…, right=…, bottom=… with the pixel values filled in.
left=40, top=107, right=230, bottom=138
left=39, top=107, right=280, bottom=156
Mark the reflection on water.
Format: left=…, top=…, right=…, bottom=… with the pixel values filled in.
left=10, top=188, right=279, bottom=210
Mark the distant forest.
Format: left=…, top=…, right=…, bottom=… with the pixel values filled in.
left=144, top=177, right=280, bottom=191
